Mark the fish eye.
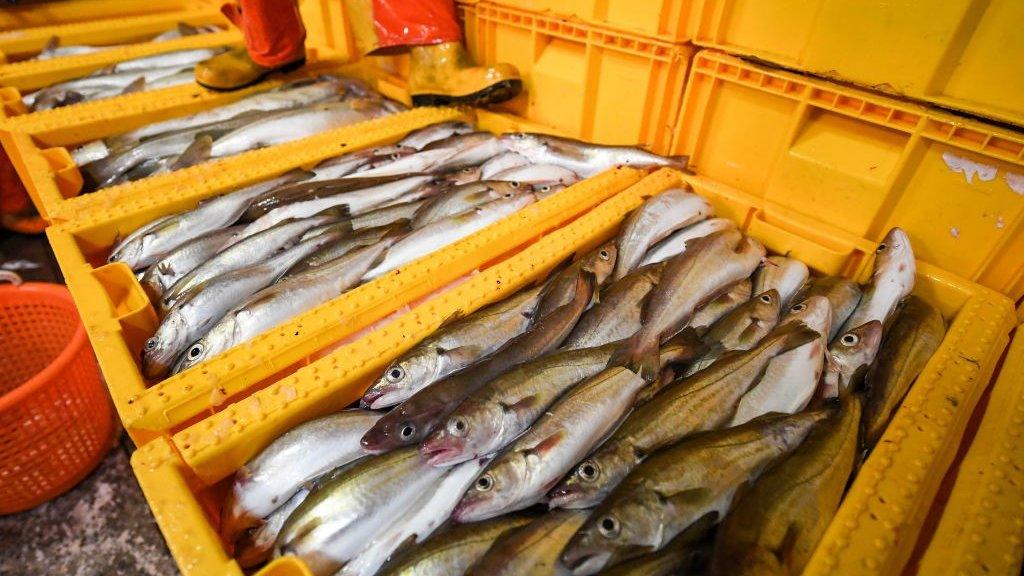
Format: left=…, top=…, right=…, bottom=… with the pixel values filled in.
left=390, top=153, right=401, bottom=160
left=187, top=343, right=204, bottom=359
left=144, top=338, right=158, bottom=351
left=540, top=185, right=551, bottom=192
left=599, top=249, right=610, bottom=261
left=504, top=192, right=514, bottom=198
left=759, top=294, right=773, bottom=304
left=448, top=417, right=468, bottom=437
left=579, top=461, right=599, bottom=482
left=876, top=243, right=888, bottom=253
left=598, top=516, right=620, bottom=538
left=841, top=333, right=860, bottom=346
left=399, top=424, right=417, bottom=440
left=476, top=474, right=494, bottom=492
left=791, top=303, right=807, bottom=313
left=461, top=167, right=474, bottom=173
left=385, top=365, right=405, bottom=383
left=510, top=181, right=520, bottom=188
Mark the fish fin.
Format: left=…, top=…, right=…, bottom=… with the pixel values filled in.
left=774, top=523, right=801, bottom=569
left=156, top=261, right=174, bottom=276
left=171, top=135, right=213, bottom=170
left=60, top=91, right=86, bottom=107
left=42, top=36, right=59, bottom=53
left=177, top=22, right=199, bottom=36
left=500, top=393, right=540, bottom=417
left=285, top=167, right=316, bottom=182
left=775, top=321, right=821, bottom=354
left=436, top=310, right=464, bottom=329
left=441, top=345, right=480, bottom=367
left=668, top=155, right=693, bottom=174
left=314, top=204, right=352, bottom=223
left=608, top=330, right=661, bottom=383
left=525, top=430, right=566, bottom=459
left=121, top=76, right=146, bottom=95
left=663, top=487, right=714, bottom=510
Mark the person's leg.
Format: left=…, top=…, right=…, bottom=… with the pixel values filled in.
left=344, top=0, right=521, bottom=106
left=195, top=0, right=307, bottom=91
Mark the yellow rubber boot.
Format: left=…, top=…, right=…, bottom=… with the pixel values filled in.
left=195, top=46, right=306, bottom=91
left=408, top=42, right=521, bottom=107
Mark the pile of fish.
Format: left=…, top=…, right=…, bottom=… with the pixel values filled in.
left=219, top=186, right=947, bottom=576
left=108, top=119, right=686, bottom=381
left=69, top=75, right=404, bottom=190
left=30, top=22, right=222, bottom=61
left=24, top=43, right=228, bottom=112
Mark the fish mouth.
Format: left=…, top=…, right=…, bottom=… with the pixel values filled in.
left=546, top=487, right=587, bottom=510
left=419, top=438, right=468, bottom=467
left=562, top=549, right=610, bottom=575
left=358, top=430, right=391, bottom=454
left=451, top=498, right=494, bottom=523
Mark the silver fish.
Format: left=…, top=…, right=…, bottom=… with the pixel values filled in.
left=638, top=218, right=736, bottom=267
left=284, top=222, right=408, bottom=279
left=480, top=152, right=530, bottom=179
left=798, top=276, right=862, bottom=342
left=820, top=320, right=884, bottom=399
left=235, top=487, right=310, bottom=568
left=361, top=285, right=544, bottom=410
left=500, top=133, right=688, bottom=177
left=377, top=516, right=536, bottom=576
left=398, top=121, right=474, bottom=150
left=492, top=163, right=579, bottom=185
left=412, top=181, right=527, bottom=228
left=613, top=188, right=713, bottom=280
left=689, top=279, right=753, bottom=335
left=353, top=148, right=460, bottom=177
left=466, top=509, right=590, bottom=576
left=562, top=263, right=663, bottom=350
left=840, top=227, right=915, bottom=332
left=139, top=225, right=243, bottom=302
left=752, top=255, right=809, bottom=310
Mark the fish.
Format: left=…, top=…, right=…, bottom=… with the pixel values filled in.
left=535, top=241, right=618, bottom=319
left=363, top=192, right=537, bottom=279
left=689, top=278, right=754, bottom=335
left=536, top=183, right=567, bottom=200
left=70, top=140, right=113, bottom=166
left=238, top=174, right=435, bottom=239
left=142, top=230, right=336, bottom=378
left=492, top=163, right=579, bottom=185
left=840, top=227, right=915, bottom=333
left=235, top=487, right=309, bottom=568
left=709, top=395, right=861, bottom=576
left=560, top=410, right=830, bottom=575
left=430, top=134, right=510, bottom=172
left=205, top=99, right=392, bottom=159
left=284, top=222, right=408, bottom=279
left=684, top=289, right=781, bottom=375
left=797, top=276, right=861, bottom=342
left=862, top=295, right=945, bottom=449
left=377, top=515, right=536, bottom=576
left=819, top=320, right=883, bottom=399
left=500, top=133, right=688, bottom=178
left=173, top=236, right=397, bottom=373
left=360, top=271, right=596, bottom=454
left=98, top=47, right=225, bottom=74
left=465, top=509, right=591, bottom=576
left=108, top=169, right=312, bottom=270
left=752, top=256, right=809, bottom=310
left=398, top=121, right=475, bottom=150
left=241, top=174, right=410, bottom=221
left=277, top=447, right=449, bottom=576
left=160, top=212, right=341, bottom=311
left=361, top=285, right=544, bottom=410
left=729, top=296, right=832, bottom=425
left=599, top=518, right=713, bottom=576
left=562, top=263, right=663, bottom=350
left=638, top=218, right=736, bottom=267
left=613, top=188, right=713, bottom=280
left=412, top=181, right=528, bottom=228
left=480, top=152, right=530, bottom=179
left=548, top=323, right=820, bottom=510
left=611, top=230, right=765, bottom=382
left=139, top=225, right=243, bottom=302
left=29, top=65, right=193, bottom=110
left=220, top=409, right=381, bottom=542
left=421, top=343, right=621, bottom=467
left=338, top=458, right=488, bottom=576
left=351, top=199, right=425, bottom=230
left=352, top=148, right=460, bottom=177
left=452, top=367, right=646, bottom=522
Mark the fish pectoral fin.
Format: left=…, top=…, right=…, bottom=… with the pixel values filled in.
left=524, top=430, right=567, bottom=459
left=775, top=523, right=801, bottom=570
left=171, top=135, right=213, bottom=171
left=156, top=261, right=174, bottom=276
left=177, top=22, right=199, bottom=36
left=43, top=36, right=60, bottom=53
left=436, top=310, right=465, bottom=330
left=121, top=76, right=146, bottom=95
left=500, top=394, right=540, bottom=417
left=663, top=487, right=714, bottom=512
left=441, top=345, right=480, bottom=367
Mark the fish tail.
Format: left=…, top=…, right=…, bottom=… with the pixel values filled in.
left=608, top=329, right=661, bottom=383
left=667, top=154, right=692, bottom=174
left=171, top=135, right=213, bottom=171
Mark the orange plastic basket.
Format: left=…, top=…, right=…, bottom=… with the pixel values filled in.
left=0, top=272, right=114, bottom=514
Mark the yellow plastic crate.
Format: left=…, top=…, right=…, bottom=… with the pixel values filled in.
left=456, top=2, right=691, bottom=155
left=689, top=0, right=1024, bottom=127
left=47, top=108, right=645, bottom=444
left=913, top=323, right=1024, bottom=576
left=0, top=9, right=228, bottom=64
left=0, top=57, right=361, bottom=222
left=479, top=0, right=694, bottom=41
left=0, top=0, right=195, bottom=31
left=128, top=166, right=1015, bottom=576
left=673, top=50, right=1024, bottom=302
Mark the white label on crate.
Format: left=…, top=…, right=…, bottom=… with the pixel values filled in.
left=1005, top=172, right=1024, bottom=196
left=942, top=152, right=997, bottom=184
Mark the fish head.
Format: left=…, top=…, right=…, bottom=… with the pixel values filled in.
left=547, top=445, right=630, bottom=510
left=359, top=398, right=443, bottom=453
left=362, top=347, right=443, bottom=410
left=419, top=400, right=503, bottom=466
left=782, top=295, right=832, bottom=337
left=829, top=320, right=884, bottom=392
left=108, top=234, right=148, bottom=267
left=498, top=132, right=546, bottom=155
left=141, top=310, right=189, bottom=379
left=750, top=289, right=782, bottom=323
left=562, top=491, right=664, bottom=574
left=451, top=454, right=530, bottom=523
left=174, top=319, right=235, bottom=374
left=580, top=241, right=618, bottom=286
left=449, top=165, right=483, bottom=185
left=874, top=227, right=916, bottom=295
left=488, top=180, right=533, bottom=199
left=535, top=183, right=567, bottom=200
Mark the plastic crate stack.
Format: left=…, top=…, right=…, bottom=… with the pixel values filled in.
left=0, top=2, right=1020, bottom=576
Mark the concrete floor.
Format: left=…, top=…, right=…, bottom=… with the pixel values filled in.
left=0, top=231, right=179, bottom=575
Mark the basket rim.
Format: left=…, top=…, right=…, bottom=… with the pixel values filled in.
left=0, top=281, right=91, bottom=412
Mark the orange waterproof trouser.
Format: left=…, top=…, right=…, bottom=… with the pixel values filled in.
left=222, top=0, right=462, bottom=66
